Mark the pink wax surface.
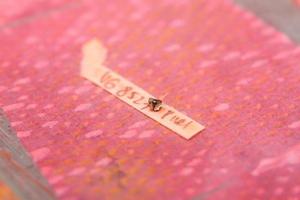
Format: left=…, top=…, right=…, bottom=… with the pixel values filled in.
left=1, top=0, right=300, bottom=199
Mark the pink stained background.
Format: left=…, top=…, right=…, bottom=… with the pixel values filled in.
left=1, top=0, right=300, bottom=199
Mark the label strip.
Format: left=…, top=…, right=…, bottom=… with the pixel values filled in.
left=80, top=39, right=205, bottom=139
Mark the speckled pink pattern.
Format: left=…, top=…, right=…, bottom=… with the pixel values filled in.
left=1, top=0, right=300, bottom=199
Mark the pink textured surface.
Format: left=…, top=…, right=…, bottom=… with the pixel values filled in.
left=1, top=0, right=300, bottom=199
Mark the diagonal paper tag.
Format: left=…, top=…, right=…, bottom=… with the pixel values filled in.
left=80, top=39, right=205, bottom=139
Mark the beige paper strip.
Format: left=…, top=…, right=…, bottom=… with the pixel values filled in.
left=80, top=39, right=205, bottom=139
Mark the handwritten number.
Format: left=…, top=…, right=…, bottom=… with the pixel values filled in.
left=116, top=86, right=132, bottom=97
left=133, top=96, right=144, bottom=104
left=100, top=72, right=119, bottom=89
